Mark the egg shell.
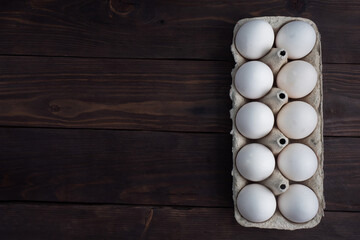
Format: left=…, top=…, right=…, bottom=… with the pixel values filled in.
left=277, top=143, right=318, bottom=182
left=277, top=101, right=318, bottom=139
left=235, top=20, right=274, bottom=59
left=236, top=102, right=274, bottom=139
left=276, top=21, right=316, bottom=59
left=277, top=61, right=318, bottom=99
left=237, top=184, right=276, bottom=223
left=278, top=184, right=319, bottom=223
left=235, top=61, right=274, bottom=99
left=236, top=143, right=275, bottom=181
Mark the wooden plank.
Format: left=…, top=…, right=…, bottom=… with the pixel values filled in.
left=0, top=203, right=148, bottom=240
left=0, top=57, right=358, bottom=135
left=0, top=127, right=358, bottom=211
left=323, top=64, right=360, bottom=136
left=0, top=203, right=358, bottom=240
left=0, top=0, right=358, bottom=63
left=0, top=56, right=232, bottom=132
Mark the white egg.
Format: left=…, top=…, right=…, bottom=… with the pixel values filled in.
left=236, top=143, right=275, bottom=181
left=276, top=21, right=316, bottom=59
left=277, top=61, right=318, bottom=99
left=235, top=61, right=274, bottom=99
left=237, top=184, right=276, bottom=222
left=278, top=184, right=319, bottom=223
left=235, top=20, right=274, bottom=59
left=236, top=102, right=274, bottom=139
left=278, top=143, right=318, bottom=181
left=277, top=101, right=317, bottom=139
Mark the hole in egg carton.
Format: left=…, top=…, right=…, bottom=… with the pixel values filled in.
left=277, top=92, right=287, bottom=100
left=279, top=138, right=287, bottom=145
left=279, top=50, right=286, bottom=56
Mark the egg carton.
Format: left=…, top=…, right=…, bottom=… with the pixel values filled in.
left=230, top=16, right=325, bottom=230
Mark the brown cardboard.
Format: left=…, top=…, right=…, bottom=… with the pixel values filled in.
left=230, top=16, right=324, bottom=230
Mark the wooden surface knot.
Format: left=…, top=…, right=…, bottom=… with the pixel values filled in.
left=49, top=104, right=61, bottom=113
left=109, top=0, right=137, bottom=16
left=286, top=0, right=307, bottom=13
left=139, top=208, right=154, bottom=240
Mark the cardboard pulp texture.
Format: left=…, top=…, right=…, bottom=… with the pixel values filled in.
left=230, top=16, right=325, bottom=230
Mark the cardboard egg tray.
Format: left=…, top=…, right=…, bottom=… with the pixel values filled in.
left=230, top=16, right=325, bottom=230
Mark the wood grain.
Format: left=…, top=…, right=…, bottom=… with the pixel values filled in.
left=0, top=203, right=358, bottom=240
left=0, top=57, right=358, bottom=135
left=0, top=0, right=358, bottom=63
left=0, top=56, right=232, bottom=132
left=323, top=64, right=360, bottom=136
left=0, top=127, right=358, bottom=211
left=0, top=0, right=358, bottom=237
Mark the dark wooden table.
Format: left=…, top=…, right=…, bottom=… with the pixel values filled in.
left=0, top=0, right=359, bottom=239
